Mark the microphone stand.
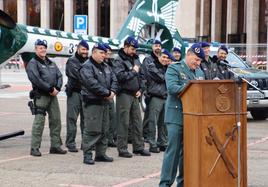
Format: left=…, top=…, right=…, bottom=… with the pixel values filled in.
left=223, top=63, right=264, bottom=187
left=235, top=76, right=242, bottom=187
left=220, top=61, right=264, bottom=95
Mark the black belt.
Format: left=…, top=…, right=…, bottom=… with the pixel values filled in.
left=149, top=94, right=167, bottom=100
left=82, top=96, right=103, bottom=105
left=71, top=88, right=81, bottom=93
left=120, top=89, right=138, bottom=96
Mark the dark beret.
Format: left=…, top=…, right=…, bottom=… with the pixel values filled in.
left=153, top=39, right=162, bottom=45
left=124, top=36, right=139, bottom=48
left=199, top=42, right=210, bottom=48
left=78, top=40, right=89, bottom=50
left=173, top=47, right=181, bottom=53
left=35, top=39, right=47, bottom=48
left=162, top=49, right=176, bottom=61
left=190, top=43, right=205, bottom=60
left=92, top=42, right=107, bottom=52
left=219, top=45, right=228, bottom=54
left=103, top=43, right=112, bottom=50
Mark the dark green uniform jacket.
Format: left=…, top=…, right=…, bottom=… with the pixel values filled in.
left=26, top=55, right=63, bottom=95
left=65, top=52, right=87, bottom=94
left=112, top=48, right=145, bottom=95
left=80, top=57, right=118, bottom=103
left=164, top=61, right=205, bottom=125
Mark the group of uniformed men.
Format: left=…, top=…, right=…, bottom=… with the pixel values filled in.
left=26, top=36, right=231, bottom=186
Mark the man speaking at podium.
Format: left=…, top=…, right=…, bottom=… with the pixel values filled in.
left=159, top=43, right=205, bottom=187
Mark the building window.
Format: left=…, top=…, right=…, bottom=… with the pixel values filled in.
left=237, top=0, right=245, bottom=35
left=26, top=0, right=40, bottom=27
left=3, top=0, right=17, bottom=22
left=259, top=0, right=266, bottom=43
left=97, top=0, right=110, bottom=37
left=220, top=0, right=227, bottom=42
left=74, top=0, right=88, bottom=15
left=50, top=0, right=64, bottom=30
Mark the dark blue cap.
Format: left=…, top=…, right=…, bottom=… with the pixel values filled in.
left=162, top=49, right=176, bottom=61
left=153, top=39, right=162, bottom=45
left=219, top=45, right=228, bottom=54
left=173, top=47, right=181, bottom=53
left=78, top=40, right=89, bottom=50
left=92, top=42, right=107, bottom=52
left=189, top=43, right=205, bottom=59
left=103, top=43, right=112, bottom=50
left=124, top=36, right=139, bottom=48
left=200, top=42, right=210, bottom=48
left=35, top=39, right=47, bottom=48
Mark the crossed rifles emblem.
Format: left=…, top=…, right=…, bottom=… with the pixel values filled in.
left=206, top=125, right=238, bottom=178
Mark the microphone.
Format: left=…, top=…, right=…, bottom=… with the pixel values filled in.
left=218, top=60, right=232, bottom=67
left=217, top=60, right=265, bottom=95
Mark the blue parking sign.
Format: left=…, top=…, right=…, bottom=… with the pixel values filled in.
left=74, top=15, right=88, bottom=34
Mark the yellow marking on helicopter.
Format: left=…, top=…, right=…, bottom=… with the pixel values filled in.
left=54, top=41, right=63, bottom=52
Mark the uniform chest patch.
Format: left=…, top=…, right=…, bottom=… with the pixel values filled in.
left=180, top=72, right=187, bottom=79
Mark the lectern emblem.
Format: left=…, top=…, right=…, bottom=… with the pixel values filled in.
left=216, top=95, right=230, bottom=112
left=217, top=84, right=229, bottom=94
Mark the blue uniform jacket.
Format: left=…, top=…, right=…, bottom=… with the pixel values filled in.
left=164, top=61, right=205, bottom=125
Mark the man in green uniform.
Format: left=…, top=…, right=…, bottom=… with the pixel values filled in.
left=65, top=40, right=89, bottom=152
left=103, top=43, right=117, bottom=148
left=172, top=47, right=182, bottom=62
left=26, top=39, right=67, bottom=156
left=113, top=36, right=150, bottom=158
left=199, top=42, right=220, bottom=80
left=212, top=45, right=233, bottom=79
left=159, top=43, right=205, bottom=187
left=146, top=49, right=174, bottom=153
left=141, top=39, right=162, bottom=144
left=80, top=43, right=118, bottom=165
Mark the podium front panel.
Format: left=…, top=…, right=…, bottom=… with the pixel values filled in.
left=182, top=81, right=247, bottom=187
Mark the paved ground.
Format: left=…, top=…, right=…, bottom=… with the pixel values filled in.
left=0, top=67, right=268, bottom=187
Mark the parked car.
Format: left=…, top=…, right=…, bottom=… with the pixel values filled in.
left=210, top=48, right=268, bottom=120
left=4, top=56, right=21, bottom=69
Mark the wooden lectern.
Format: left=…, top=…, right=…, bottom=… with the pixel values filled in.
left=180, top=80, right=247, bottom=187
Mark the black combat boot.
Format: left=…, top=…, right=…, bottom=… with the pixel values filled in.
left=49, top=147, right=67, bottom=154
left=149, top=147, right=160, bottom=153
left=119, top=150, right=133, bottom=158
left=83, top=156, right=95, bottom=165
left=95, top=155, right=114, bottom=162
left=67, top=146, right=78, bottom=152
left=158, top=145, right=167, bottom=152
left=133, top=149, right=151, bottom=156
left=30, top=148, right=42, bottom=157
